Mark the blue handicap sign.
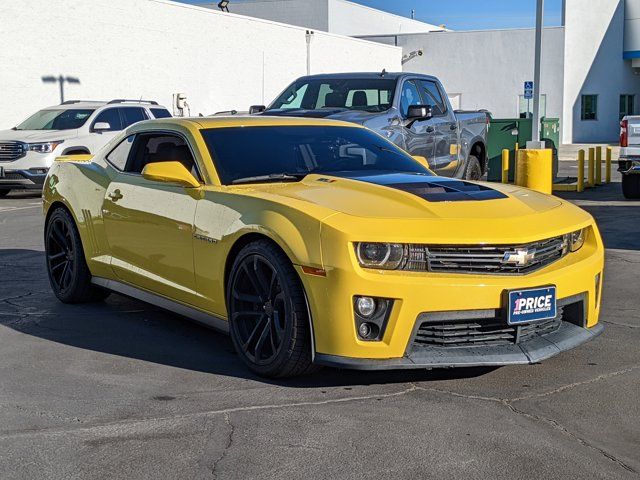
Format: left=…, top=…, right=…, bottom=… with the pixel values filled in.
left=524, top=81, right=534, bottom=100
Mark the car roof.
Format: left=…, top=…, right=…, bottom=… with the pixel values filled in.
left=132, top=116, right=363, bottom=130
left=290, top=72, right=439, bottom=82
left=42, top=101, right=169, bottom=110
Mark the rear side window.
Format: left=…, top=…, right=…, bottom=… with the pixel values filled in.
left=121, top=108, right=149, bottom=127
left=417, top=80, right=447, bottom=115
left=92, top=109, right=122, bottom=132
left=150, top=108, right=172, bottom=119
left=106, top=135, right=135, bottom=170
left=126, top=133, right=200, bottom=180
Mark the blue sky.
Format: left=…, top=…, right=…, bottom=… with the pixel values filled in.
left=178, top=0, right=564, bottom=30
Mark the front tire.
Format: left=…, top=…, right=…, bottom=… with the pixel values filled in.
left=622, top=174, right=640, bottom=199
left=45, top=207, right=110, bottom=303
left=463, top=155, right=482, bottom=180
left=0, top=189, right=10, bottom=198
left=227, top=240, right=315, bottom=378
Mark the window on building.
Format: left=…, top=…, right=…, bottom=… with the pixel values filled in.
left=518, top=94, right=546, bottom=119
left=620, top=94, right=635, bottom=120
left=581, top=95, right=598, bottom=121
left=448, top=94, right=462, bottom=111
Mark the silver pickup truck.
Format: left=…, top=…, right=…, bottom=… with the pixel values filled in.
left=619, top=115, right=640, bottom=198
left=251, top=72, right=490, bottom=180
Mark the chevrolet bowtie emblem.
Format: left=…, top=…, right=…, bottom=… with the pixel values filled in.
left=502, top=248, right=537, bottom=266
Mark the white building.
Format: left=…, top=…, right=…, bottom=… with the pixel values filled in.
left=0, top=0, right=401, bottom=128
left=227, top=0, right=640, bottom=144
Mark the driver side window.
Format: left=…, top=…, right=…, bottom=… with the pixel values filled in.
left=400, top=80, right=422, bottom=117
left=125, top=133, right=201, bottom=180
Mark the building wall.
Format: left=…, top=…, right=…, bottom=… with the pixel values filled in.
left=0, top=0, right=400, bottom=128
left=563, top=0, right=640, bottom=143
left=367, top=28, right=565, bottom=132
left=229, top=0, right=441, bottom=35
left=228, top=0, right=329, bottom=32
left=624, top=0, right=640, bottom=57
left=328, top=0, right=442, bottom=36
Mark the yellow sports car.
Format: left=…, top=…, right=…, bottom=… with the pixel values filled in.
left=43, top=117, right=604, bottom=377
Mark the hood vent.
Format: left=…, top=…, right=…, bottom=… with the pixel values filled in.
left=338, top=173, right=508, bottom=202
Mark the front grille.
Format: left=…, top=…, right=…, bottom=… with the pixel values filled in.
left=0, top=142, right=27, bottom=162
left=412, top=309, right=563, bottom=348
left=403, top=236, right=567, bottom=275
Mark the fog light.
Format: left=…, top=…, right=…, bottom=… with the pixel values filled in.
left=356, top=296, right=376, bottom=317
left=358, top=322, right=373, bottom=338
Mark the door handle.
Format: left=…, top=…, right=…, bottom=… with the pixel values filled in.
left=426, top=126, right=435, bottom=133
left=108, top=189, right=123, bottom=202
left=450, top=124, right=458, bottom=131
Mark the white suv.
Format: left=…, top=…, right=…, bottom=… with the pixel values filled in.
left=0, top=99, right=171, bottom=196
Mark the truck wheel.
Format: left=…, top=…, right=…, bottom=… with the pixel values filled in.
left=227, top=239, right=316, bottom=378
left=463, top=155, right=482, bottom=181
left=0, top=189, right=10, bottom=198
left=622, top=174, right=640, bottom=199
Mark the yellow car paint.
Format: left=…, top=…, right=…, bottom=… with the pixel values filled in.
left=43, top=116, right=604, bottom=368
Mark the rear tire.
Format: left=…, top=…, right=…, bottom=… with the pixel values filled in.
left=0, top=189, right=10, bottom=198
left=622, top=174, right=640, bottom=199
left=227, top=240, right=316, bottom=378
left=463, top=155, right=482, bottom=181
left=45, top=207, right=110, bottom=303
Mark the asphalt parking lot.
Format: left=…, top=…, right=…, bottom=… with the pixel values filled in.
left=0, top=167, right=639, bottom=480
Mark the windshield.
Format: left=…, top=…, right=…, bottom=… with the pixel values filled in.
left=15, top=109, right=95, bottom=130
left=201, top=126, right=431, bottom=185
left=268, top=78, right=396, bottom=113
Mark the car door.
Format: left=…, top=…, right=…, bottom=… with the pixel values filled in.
left=399, top=79, right=436, bottom=165
left=101, top=131, right=202, bottom=305
left=416, top=79, right=459, bottom=176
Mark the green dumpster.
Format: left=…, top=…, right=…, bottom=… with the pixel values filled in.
left=486, top=118, right=532, bottom=182
left=487, top=117, right=560, bottom=182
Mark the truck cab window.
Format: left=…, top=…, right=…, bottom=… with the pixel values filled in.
left=400, top=81, right=422, bottom=117
left=418, top=80, right=447, bottom=115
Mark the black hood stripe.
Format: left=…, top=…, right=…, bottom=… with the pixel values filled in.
left=329, top=172, right=507, bottom=202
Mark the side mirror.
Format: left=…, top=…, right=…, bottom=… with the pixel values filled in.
left=407, top=104, right=433, bottom=120
left=412, top=155, right=432, bottom=170
left=141, top=161, right=200, bottom=188
left=93, top=122, right=111, bottom=131
left=249, top=105, right=266, bottom=114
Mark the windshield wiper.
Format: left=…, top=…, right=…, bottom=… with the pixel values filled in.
left=231, top=173, right=308, bottom=185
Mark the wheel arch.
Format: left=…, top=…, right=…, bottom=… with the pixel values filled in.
left=469, top=139, right=487, bottom=174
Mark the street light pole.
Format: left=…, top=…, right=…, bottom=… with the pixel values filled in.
left=532, top=0, right=544, bottom=143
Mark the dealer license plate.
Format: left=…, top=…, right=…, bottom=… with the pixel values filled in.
left=508, top=286, right=557, bottom=325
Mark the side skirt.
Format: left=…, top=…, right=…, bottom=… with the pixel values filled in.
left=91, top=277, right=230, bottom=334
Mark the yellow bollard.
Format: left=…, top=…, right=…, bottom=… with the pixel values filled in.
left=515, top=148, right=553, bottom=194
left=501, top=149, right=509, bottom=183
left=587, top=148, right=595, bottom=187
left=606, top=147, right=612, bottom=183
left=595, top=146, right=602, bottom=185
left=577, top=149, right=585, bottom=193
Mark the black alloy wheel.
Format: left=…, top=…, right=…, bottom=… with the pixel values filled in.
left=45, top=208, right=109, bottom=303
left=227, top=240, right=315, bottom=378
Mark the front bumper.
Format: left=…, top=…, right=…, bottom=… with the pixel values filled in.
left=300, top=224, right=604, bottom=369
left=314, top=300, right=604, bottom=370
left=0, top=168, right=47, bottom=190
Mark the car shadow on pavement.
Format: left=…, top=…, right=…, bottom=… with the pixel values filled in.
left=0, top=248, right=496, bottom=388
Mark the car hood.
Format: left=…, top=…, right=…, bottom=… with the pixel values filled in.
left=261, top=109, right=378, bottom=125
left=0, top=129, right=79, bottom=142
left=245, top=173, right=563, bottom=220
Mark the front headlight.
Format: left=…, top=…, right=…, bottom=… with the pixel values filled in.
left=566, top=228, right=586, bottom=252
left=27, top=141, right=64, bottom=153
left=355, top=242, right=405, bottom=270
